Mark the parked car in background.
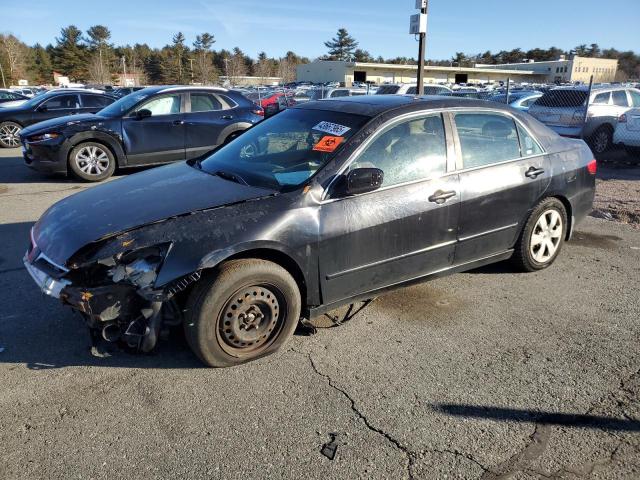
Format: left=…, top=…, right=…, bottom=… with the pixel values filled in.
left=23, top=95, right=595, bottom=367
left=376, top=84, right=414, bottom=95
left=0, top=90, right=117, bottom=148
left=112, top=86, right=146, bottom=98
left=0, top=89, right=29, bottom=108
left=488, top=91, right=543, bottom=112
left=614, top=108, right=640, bottom=156
left=529, top=86, right=640, bottom=154
left=20, top=86, right=264, bottom=181
left=9, top=88, right=38, bottom=98
left=407, top=85, right=453, bottom=96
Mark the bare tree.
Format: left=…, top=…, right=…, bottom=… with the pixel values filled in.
left=1, top=34, right=28, bottom=84
left=254, top=52, right=273, bottom=83
left=193, top=33, right=217, bottom=84
left=226, top=48, right=247, bottom=86
left=276, top=57, right=296, bottom=84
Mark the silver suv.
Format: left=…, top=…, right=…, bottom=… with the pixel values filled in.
left=529, top=86, right=640, bottom=154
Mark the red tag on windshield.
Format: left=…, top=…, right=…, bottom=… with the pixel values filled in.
left=313, top=136, right=344, bottom=153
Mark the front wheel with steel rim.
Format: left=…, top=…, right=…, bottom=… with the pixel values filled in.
left=512, top=198, right=567, bottom=272
left=68, top=142, right=116, bottom=182
left=0, top=121, right=22, bottom=148
left=185, top=259, right=301, bottom=368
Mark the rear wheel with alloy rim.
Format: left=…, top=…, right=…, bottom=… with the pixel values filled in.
left=68, top=142, right=116, bottom=182
left=0, top=121, right=22, bottom=148
left=512, top=198, right=567, bottom=272
left=589, top=126, right=612, bottom=155
left=185, top=259, right=301, bottom=368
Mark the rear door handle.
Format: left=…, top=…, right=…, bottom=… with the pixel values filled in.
left=428, top=190, right=457, bottom=204
left=222, top=115, right=234, bottom=120
left=173, top=120, right=185, bottom=126
left=525, top=167, right=545, bottom=179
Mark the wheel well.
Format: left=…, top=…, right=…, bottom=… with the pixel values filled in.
left=221, top=249, right=307, bottom=308
left=550, top=195, right=573, bottom=240
left=68, top=139, right=119, bottom=166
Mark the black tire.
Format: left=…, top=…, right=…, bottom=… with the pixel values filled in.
left=68, top=142, right=116, bottom=182
left=184, top=259, right=301, bottom=368
left=512, top=198, right=568, bottom=272
left=588, top=126, right=613, bottom=155
left=224, top=130, right=243, bottom=144
left=0, top=121, right=22, bottom=148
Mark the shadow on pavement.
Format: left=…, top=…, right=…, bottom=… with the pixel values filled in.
left=432, top=403, right=640, bottom=432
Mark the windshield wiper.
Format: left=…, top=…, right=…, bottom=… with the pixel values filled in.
left=214, top=169, right=248, bottom=186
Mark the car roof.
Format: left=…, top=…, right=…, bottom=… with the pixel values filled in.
left=294, top=95, right=498, bottom=117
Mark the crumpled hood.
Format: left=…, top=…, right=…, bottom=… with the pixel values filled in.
left=33, top=162, right=274, bottom=266
left=20, top=113, right=106, bottom=137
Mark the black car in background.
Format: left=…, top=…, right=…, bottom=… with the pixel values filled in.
left=23, top=96, right=596, bottom=367
left=0, top=90, right=117, bottom=148
left=20, top=86, right=265, bottom=181
left=0, top=89, right=28, bottom=105
left=112, top=86, right=146, bottom=98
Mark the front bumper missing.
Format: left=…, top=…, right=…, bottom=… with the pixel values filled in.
left=23, top=254, right=70, bottom=298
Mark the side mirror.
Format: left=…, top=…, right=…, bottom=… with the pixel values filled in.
left=345, top=168, right=384, bottom=195
left=135, top=108, right=152, bottom=120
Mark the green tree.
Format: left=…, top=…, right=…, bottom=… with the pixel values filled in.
left=165, top=32, right=188, bottom=84
left=588, top=43, right=601, bottom=58
left=324, top=28, right=358, bottom=61
left=52, top=25, right=87, bottom=81
left=86, top=25, right=113, bottom=83
left=353, top=49, right=373, bottom=62
left=29, top=43, right=52, bottom=84
left=193, top=33, right=217, bottom=84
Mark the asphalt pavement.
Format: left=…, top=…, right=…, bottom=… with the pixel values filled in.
left=1, top=148, right=639, bottom=479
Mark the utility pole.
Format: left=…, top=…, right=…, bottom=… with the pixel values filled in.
left=122, top=56, right=127, bottom=86
left=410, top=1, right=429, bottom=95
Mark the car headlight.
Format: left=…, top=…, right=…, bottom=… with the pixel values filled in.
left=105, top=243, right=172, bottom=289
left=27, top=132, right=61, bottom=142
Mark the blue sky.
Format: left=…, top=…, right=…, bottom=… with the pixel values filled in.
left=2, top=0, right=638, bottom=59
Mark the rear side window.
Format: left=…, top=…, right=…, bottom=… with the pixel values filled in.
left=42, top=94, right=79, bottom=110
left=593, top=92, right=611, bottom=105
left=630, top=90, right=640, bottom=107
left=376, top=85, right=400, bottom=95
left=349, top=114, right=447, bottom=187
left=536, top=90, right=587, bottom=108
left=81, top=94, right=113, bottom=108
left=190, top=93, right=223, bottom=112
left=454, top=113, right=520, bottom=168
left=612, top=91, right=629, bottom=107
left=517, top=124, right=544, bottom=157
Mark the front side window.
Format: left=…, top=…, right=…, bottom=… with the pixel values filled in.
left=348, top=114, right=447, bottom=187
left=42, top=94, right=79, bottom=110
left=612, top=91, right=629, bottom=107
left=190, top=93, right=223, bottom=112
left=454, top=113, right=520, bottom=168
left=137, top=94, right=181, bottom=116
left=198, top=108, right=369, bottom=191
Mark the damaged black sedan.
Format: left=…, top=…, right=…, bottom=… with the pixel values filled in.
left=24, top=96, right=596, bottom=367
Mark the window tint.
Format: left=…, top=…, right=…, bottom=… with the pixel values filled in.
left=517, top=124, right=544, bottom=157
left=454, top=113, right=520, bottom=168
left=138, top=94, right=181, bottom=116
left=349, top=114, right=447, bottom=187
left=536, top=90, right=587, bottom=108
left=190, top=93, right=222, bottom=112
left=42, top=94, right=79, bottom=110
left=376, top=85, right=400, bottom=95
left=612, top=90, right=629, bottom=107
left=593, top=92, right=611, bottom=105
left=81, top=94, right=113, bottom=108
left=630, top=90, right=640, bottom=107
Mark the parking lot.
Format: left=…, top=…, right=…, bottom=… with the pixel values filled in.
left=1, top=147, right=639, bottom=478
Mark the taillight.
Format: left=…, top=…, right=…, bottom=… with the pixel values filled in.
left=587, top=159, right=597, bottom=175
left=253, top=107, right=265, bottom=117
left=618, top=113, right=627, bottom=123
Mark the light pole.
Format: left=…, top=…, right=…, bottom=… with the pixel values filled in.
left=410, top=1, right=429, bottom=95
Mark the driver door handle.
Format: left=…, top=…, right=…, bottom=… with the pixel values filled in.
left=525, top=167, right=545, bottom=179
left=173, top=120, right=185, bottom=126
left=428, top=190, right=457, bottom=204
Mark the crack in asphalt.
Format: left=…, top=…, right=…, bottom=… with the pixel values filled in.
left=293, top=349, right=493, bottom=479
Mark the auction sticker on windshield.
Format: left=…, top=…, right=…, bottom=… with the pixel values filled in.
left=313, top=136, right=344, bottom=153
left=313, top=121, right=351, bottom=136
